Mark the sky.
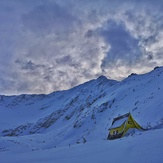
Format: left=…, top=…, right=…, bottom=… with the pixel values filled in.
left=0, top=0, right=163, bottom=95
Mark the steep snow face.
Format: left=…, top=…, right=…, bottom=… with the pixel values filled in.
left=0, top=67, right=163, bottom=151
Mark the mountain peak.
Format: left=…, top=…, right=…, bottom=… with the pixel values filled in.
left=96, top=75, right=108, bottom=81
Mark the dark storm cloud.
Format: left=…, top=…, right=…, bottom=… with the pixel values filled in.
left=98, top=20, right=141, bottom=69
left=22, top=1, right=77, bottom=35
left=85, top=30, right=95, bottom=38
left=15, top=59, right=45, bottom=71
left=55, top=55, right=79, bottom=68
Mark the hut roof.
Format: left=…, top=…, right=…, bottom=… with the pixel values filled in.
left=109, top=113, right=130, bottom=129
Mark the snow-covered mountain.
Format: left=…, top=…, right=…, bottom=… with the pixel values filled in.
left=1, top=66, right=163, bottom=162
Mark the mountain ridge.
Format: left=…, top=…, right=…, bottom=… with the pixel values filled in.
left=0, top=66, right=163, bottom=151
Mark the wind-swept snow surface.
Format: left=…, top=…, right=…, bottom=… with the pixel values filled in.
left=1, top=129, right=163, bottom=163
left=0, top=67, right=163, bottom=162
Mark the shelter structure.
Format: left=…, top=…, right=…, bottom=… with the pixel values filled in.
left=107, top=113, right=144, bottom=140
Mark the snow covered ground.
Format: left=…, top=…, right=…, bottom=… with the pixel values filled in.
left=0, top=66, right=163, bottom=162
left=1, top=128, right=163, bottom=163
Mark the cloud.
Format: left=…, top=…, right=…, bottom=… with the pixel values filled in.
left=98, top=20, right=141, bottom=69
left=21, top=1, right=77, bottom=35
left=0, top=0, right=163, bottom=95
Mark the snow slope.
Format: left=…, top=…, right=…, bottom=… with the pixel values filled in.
left=1, top=128, right=163, bottom=163
left=0, top=66, right=163, bottom=162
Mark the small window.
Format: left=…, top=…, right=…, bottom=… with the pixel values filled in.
left=113, top=130, right=118, bottom=135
